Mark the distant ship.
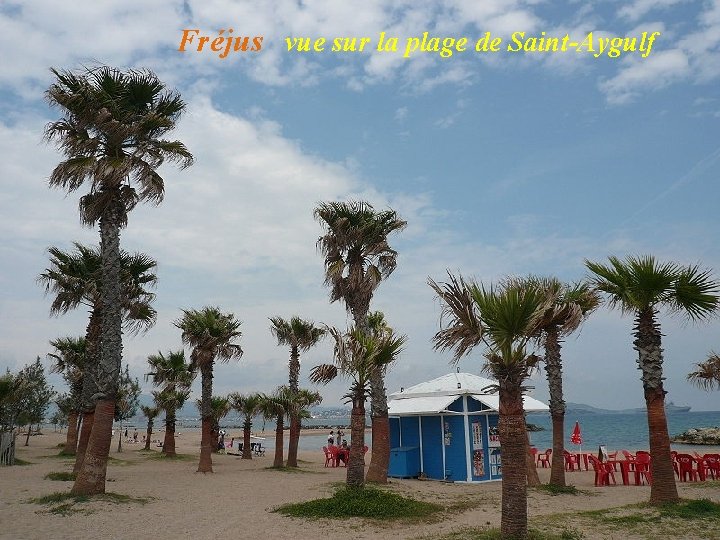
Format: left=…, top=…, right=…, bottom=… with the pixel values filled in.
left=563, top=400, right=691, bottom=415
left=626, top=401, right=692, bottom=414
left=663, top=401, right=692, bottom=414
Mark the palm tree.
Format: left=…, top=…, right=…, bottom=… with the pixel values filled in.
left=47, top=336, right=86, bottom=455
left=39, top=242, right=157, bottom=473
left=688, top=353, right=720, bottom=390
left=152, top=388, right=191, bottom=457
left=314, top=200, right=406, bottom=483
left=140, top=405, right=160, bottom=451
left=258, top=389, right=291, bottom=468
left=311, top=326, right=406, bottom=487
left=196, top=396, right=231, bottom=453
left=429, top=273, right=545, bottom=539
left=45, top=66, right=192, bottom=495
left=586, top=255, right=719, bottom=504
left=176, top=307, right=243, bottom=473
left=146, top=350, right=195, bottom=456
left=230, top=393, right=264, bottom=460
left=517, top=277, right=600, bottom=487
left=269, top=316, right=325, bottom=467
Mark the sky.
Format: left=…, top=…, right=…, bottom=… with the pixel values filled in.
left=1, top=0, right=719, bottom=412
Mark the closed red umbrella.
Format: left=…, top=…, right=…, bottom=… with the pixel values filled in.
left=570, top=421, right=583, bottom=467
left=570, top=421, right=582, bottom=445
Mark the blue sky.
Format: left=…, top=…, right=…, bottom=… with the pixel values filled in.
left=1, top=0, right=719, bottom=411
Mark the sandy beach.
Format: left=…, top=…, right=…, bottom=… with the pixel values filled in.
left=2, top=430, right=719, bottom=540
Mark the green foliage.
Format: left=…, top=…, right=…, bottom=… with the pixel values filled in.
left=4, top=358, right=55, bottom=429
left=30, top=491, right=150, bottom=516
left=533, top=484, right=581, bottom=496
left=657, top=498, right=720, bottom=519
left=114, top=365, right=141, bottom=423
left=275, top=486, right=442, bottom=521
left=433, top=527, right=583, bottom=540
left=45, top=471, right=77, bottom=481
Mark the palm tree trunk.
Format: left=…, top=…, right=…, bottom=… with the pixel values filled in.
left=289, top=344, right=300, bottom=392
left=347, top=394, right=366, bottom=488
left=544, top=327, right=567, bottom=487
left=273, top=414, right=284, bottom=468
left=74, top=411, right=94, bottom=473
left=75, top=309, right=101, bottom=469
left=286, top=343, right=301, bottom=467
left=366, top=369, right=390, bottom=483
left=64, top=411, right=79, bottom=455
left=117, top=422, right=123, bottom=453
left=163, top=408, right=176, bottom=456
left=242, top=421, right=252, bottom=460
left=71, top=398, right=114, bottom=495
left=75, top=200, right=125, bottom=492
left=526, top=429, right=540, bottom=487
left=635, top=309, right=679, bottom=504
left=24, top=426, right=31, bottom=446
left=197, top=362, right=214, bottom=473
left=286, top=415, right=300, bottom=467
left=499, top=380, right=528, bottom=539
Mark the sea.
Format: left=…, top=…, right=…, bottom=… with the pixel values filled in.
left=144, top=410, right=720, bottom=454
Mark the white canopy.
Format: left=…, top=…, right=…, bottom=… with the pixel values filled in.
left=388, top=372, right=549, bottom=415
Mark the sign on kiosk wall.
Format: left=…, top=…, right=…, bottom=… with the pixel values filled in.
left=471, top=420, right=485, bottom=477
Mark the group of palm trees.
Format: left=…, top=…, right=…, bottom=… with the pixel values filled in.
left=430, top=256, right=719, bottom=537
left=39, top=64, right=719, bottom=540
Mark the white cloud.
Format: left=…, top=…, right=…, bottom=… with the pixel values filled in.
left=599, top=49, right=690, bottom=104
left=618, top=0, right=687, bottom=22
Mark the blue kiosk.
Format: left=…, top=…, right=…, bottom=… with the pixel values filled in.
left=388, top=372, right=548, bottom=483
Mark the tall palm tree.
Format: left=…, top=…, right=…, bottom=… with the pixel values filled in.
left=688, top=353, right=720, bottom=390
left=176, top=307, right=243, bottom=473
left=230, top=393, right=264, bottom=460
left=196, top=396, right=231, bottom=453
left=47, top=336, right=86, bottom=456
left=586, top=255, right=719, bottom=504
left=146, top=350, right=195, bottom=456
left=314, top=200, right=406, bottom=483
left=45, top=66, right=192, bottom=495
left=429, top=273, right=545, bottom=539
left=140, top=405, right=160, bottom=451
left=517, top=277, right=600, bottom=487
left=311, top=326, right=406, bottom=488
left=269, top=316, right=325, bottom=467
left=39, top=243, right=157, bottom=473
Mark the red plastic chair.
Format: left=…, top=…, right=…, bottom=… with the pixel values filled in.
left=564, top=450, right=580, bottom=471
left=589, top=455, right=616, bottom=486
left=703, top=454, right=720, bottom=480
left=322, top=446, right=332, bottom=467
left=676, top=453, right=699, bottom=482
left=634, top=452, right=652, bottom=485
left=329, top=445, right=340, bottom=467
left=538, top=449, right=552, bottom=468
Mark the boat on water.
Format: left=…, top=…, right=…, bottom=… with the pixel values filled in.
left=627, top=401, right=691, bottom=414
left=664, top=401, right=691, bottom=413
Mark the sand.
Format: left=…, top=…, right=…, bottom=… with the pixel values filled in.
left=2, top=431, right=719, bottom=540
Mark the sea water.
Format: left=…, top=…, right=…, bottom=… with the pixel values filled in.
left=119, top=410, right=719, bottom=454
left=527, top=410, right=720, bottom=453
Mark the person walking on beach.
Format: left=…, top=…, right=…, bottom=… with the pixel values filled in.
left=328, top=430, right=334, bottom=445
left=133, top=428, right=138, bottom=443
